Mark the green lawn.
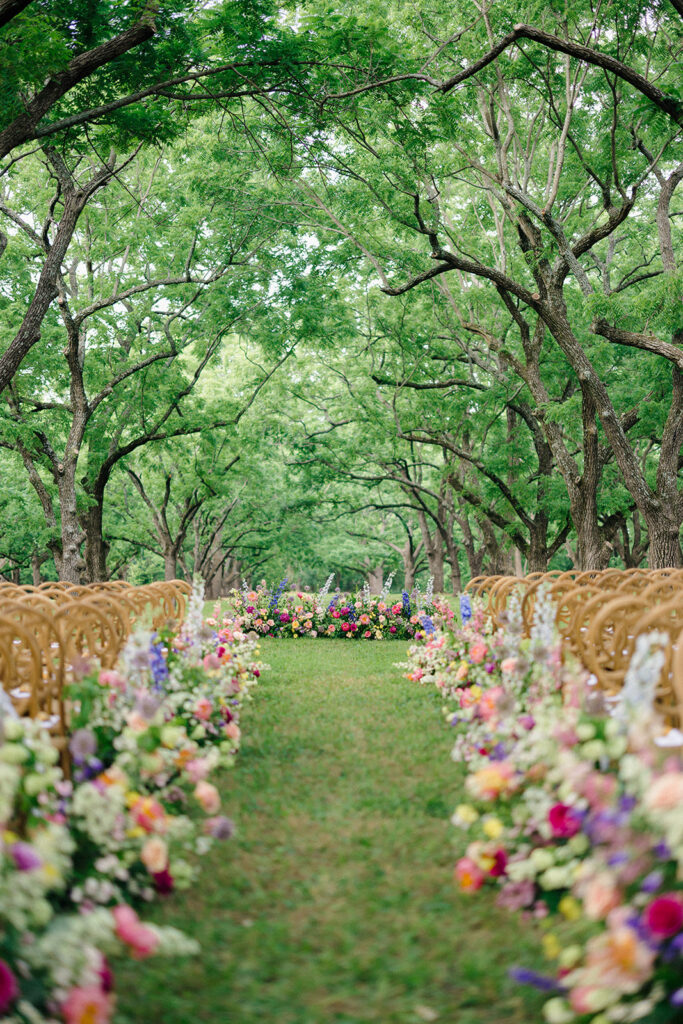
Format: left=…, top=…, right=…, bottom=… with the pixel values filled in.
left=114, top=639, right=546, bottom=1024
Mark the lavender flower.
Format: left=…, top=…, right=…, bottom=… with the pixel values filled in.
left=10, top=842, right=42, bottom=871
left=208, top=816, right=235, bottom=840
left=69, top=728, right=97, bottom=763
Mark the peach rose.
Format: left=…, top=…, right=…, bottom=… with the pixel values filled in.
left=501, top=658, right=517, bottom=674
left=582, top=873, right=622, bottom=921
left=194, top=697, right=213, bottom=721
left=469, top=642, right=488, bottom=664
left=194, top=780, right=220, bottom=814
left=645, top=771, right=683, bottom=812
left=141, top=837, right=168, bottom=874
left=224, top=722, right=241, bottom=740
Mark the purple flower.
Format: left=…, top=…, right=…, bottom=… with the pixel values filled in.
left=460, top=594, right=472, bottom=622
left=10, top=842, right=41, bottom=871
left=671, top=988, right=683, bottom=1007
left=208, top=816, right=235, bottom=840
left=641, top=870, right=664, bottom=893
left=654, top=841, right=671, bottom=860
left=69, top=728, right=97, bottom=762
left=508, top=967, right=565, bottom=992
left=496, top=880, right=535, bottom=911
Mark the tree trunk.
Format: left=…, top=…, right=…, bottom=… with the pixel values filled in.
left=82, top=499, right=109, bottom=582
left=367, top=564, right=384, bottom=595
left=164, top=548, right=177, bottom=581
left=31, top=551, right=45, bottom=586
left=57, top=464, right=84, bottom=583
left=646, top=516, right=683, bottom=569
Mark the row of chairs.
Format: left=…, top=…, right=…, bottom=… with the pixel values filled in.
left=465, top=568, right=683, bottom=725
left=0, top=580, right=192, bottom=751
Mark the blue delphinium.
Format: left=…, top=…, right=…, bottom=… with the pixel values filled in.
left=149, top=634, right=169, bottom=690
left=268, top=577, right=288, bottom=611
left=420, top=615, right=435, bottom=636
left=402, top=590, right=411, bottom=615
left=347, top=603, right=357, bottom=624
left=460, top=593, right=472, bottom=623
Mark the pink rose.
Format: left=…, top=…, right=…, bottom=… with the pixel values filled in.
left=224, top=721, right=241, bottom=740
left=391, top=603, right=402, bottom=615
left=62, top=985, right=113, bottom=1024
left=113, top=905, right=159, bottom=959
left=454, top=857, right=485, bottom=891
left=202, top=653, right=221, bottom=671
left=389, top=625, right=397, bottom=634
left=548, top=803, right=582, bottom=838
left=194, top=780, right=220, bottom=814
left=500, top=658, right=517, bottom=674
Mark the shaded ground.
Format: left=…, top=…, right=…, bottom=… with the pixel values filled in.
left=115, top=639, right=545, bottom=1024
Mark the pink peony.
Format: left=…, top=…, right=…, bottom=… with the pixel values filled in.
left=389, top=625, right=397, bottom=634
left=194, top=780, right=221, bottom=814
left=582, top=873, right=622, bottom=920
left=194, top=697, right=213, bottom=721
left=112, top=905, right=159, bottom=959
left=642, top=894, right=683, bottom=939
left=548, top=803, right=582, bottom=838
left=61, top=985, right=113, bottom=1024
left=645, top=771, right=683, bottom=812
left=454, top=857, right=485, bottom=891
left=224, top=721, right=241, bottom=740
left=98, top=669, right=126, bottom=690
left=364, top=630, right=372, bottom=638
left=0, top=960, right=18, bottom=1013
left=202, top=654, right=221, bottom=671
left=469, top=642, right=488, bottom=664
left=500, top=658, right=517, bottom=674
left=391, top=603, right=402, bottom=615
left=185, top=757, right=211, bottom=783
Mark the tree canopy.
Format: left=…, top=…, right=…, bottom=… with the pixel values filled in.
left=1, top=0, right=682, bottom=587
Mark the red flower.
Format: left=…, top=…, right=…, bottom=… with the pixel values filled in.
left=152, top=867, right=175, bottom=895
left=643, top=894, right=683, bottom=939
left=548, top=803, right=582, bottom=838
left=489, top=849, right=508, bottom=877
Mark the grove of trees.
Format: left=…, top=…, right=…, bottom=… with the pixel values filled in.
left=1, top=0, right=681, bottom=589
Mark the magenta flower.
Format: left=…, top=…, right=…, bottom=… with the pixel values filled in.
left=0, top=960, right=18, bottom=1012
left=642, top=894, right=683, bottom=939
left=548, top=803, right=582, bottom=838
left=10, top=842, right=41, bottom=871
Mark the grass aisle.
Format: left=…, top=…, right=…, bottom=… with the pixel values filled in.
left=115, top=640, right=545, bottom=1024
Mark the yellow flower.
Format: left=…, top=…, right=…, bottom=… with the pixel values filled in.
left=125, top=791, right=140, bottom=808
left=3, top=830, right=18, bottom=844
left=482, top=817, right=504, bottom=840
left=126, top=826, right=146, bottom=839
left=558, top=895, right=581, bottom=921
left=543, top=934, right=561, bottom=960
left=454, top=803, right=479, bottom=825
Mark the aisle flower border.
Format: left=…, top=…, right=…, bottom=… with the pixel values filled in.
left=402, top=591, right=683, bottom=1024
left=225, top=576, right=453, bottom=641
left=0, top=582, right=266, bottom=1024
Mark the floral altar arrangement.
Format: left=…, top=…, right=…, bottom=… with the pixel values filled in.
left=401, top=590, right=683, bottom=1024
left=0, top=582, right=265, bottom=1023
left=224, top=574, right=454, bottom=640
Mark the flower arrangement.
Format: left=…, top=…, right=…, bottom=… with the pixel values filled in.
left=224, top=577, right=451, bottom=641
left=0, top=582, right=265, bottom=1022
left=403, top=592, right=683, bottom=1024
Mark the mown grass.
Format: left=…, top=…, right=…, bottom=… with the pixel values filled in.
left=114, top=639, right=546, bottom=1024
